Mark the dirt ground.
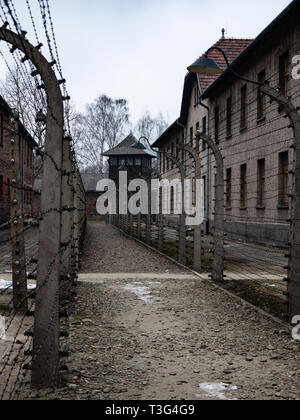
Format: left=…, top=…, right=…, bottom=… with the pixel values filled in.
left=23, top=222, right=300, bottom=401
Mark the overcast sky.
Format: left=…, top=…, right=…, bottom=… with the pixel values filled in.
left=2, top=0, right=294, bottom=125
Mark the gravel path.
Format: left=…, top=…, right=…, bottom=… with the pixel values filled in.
left=81, top=222, right=185, bottom=274
left=23, top=222, right=300, bottom=400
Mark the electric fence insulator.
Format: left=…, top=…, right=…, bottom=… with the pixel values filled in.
left=59, top=351, right=71, bottom=358
left=9, top=45, right=17, bottom=54
left=31, top=70, right=40, bottom=77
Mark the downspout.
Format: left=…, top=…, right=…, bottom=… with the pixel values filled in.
left=197, top=74, right=210, bottom=235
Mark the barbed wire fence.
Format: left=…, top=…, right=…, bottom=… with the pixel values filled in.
left=0, top=0, right=86, bottom=400
left=112, top=80, right=300, bottom=324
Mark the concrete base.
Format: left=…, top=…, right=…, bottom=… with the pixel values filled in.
left=226, top=221, right=290, bottom=248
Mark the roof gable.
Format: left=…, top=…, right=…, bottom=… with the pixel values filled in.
left=202, top=0, right=300, bottom=100
left=103, top=133, right=156, bottom=157
left=179, top=37, right=253, bottom=125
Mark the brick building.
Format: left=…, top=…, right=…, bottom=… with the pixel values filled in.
left=153, top=0, right=300, bottom=247
left=0, top=96, right=37, bottom=226
left=82, top=173, right=108, bottom=220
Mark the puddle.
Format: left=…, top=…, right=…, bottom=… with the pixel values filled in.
left=124, top=284, right=152, bottom=303
left=198, top=383, right=238, bottom=400
left=147, top=282, right=161, bottom=285
left=0, top=280, right=36, bottom=290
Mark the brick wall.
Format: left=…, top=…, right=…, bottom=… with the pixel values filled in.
left=156, top=12, right=300, bottom=246
left=86, top=191, right=105, bottom=220
left=0, top=107, right=35, bottom=225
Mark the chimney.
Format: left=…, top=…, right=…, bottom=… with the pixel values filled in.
left=221, top=28, right=225, bottom=40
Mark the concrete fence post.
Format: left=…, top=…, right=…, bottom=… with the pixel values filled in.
left=259, top=84, right=300, bottom=322
left=198, top=132, right=225, bottom=282
left=0, top=26, right=65, bottom=388
left=183, top=144, right=202, bottom=271
left=9, top=112, right=27, bottom=313
left=60, top=138, right=74, bottom=305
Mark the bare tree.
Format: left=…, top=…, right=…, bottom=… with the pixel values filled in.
left=0, top=66, right=46, bottom=148
left=135, top=110, right=169, bottom=144
left=72, top=95, right=130, bottom=173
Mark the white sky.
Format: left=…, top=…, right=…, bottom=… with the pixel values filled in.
left=1, top=0, right=294, bottom=125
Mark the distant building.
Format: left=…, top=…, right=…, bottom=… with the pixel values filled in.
left=0, top=96, right=37, bottom=226
left=103, top=133, right=156, bottom=190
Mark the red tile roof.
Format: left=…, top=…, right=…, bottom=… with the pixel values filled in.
left=199, top=38, right=253, bottom=92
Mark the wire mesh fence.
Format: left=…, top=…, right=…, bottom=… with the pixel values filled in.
left=0, top=0, right=86, bottom=400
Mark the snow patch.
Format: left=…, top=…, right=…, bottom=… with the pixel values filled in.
left=198, top=383, right=238, bottom=400
left=0, top=280, right=36, bottom=290
left=124, top=284, right=152, bottom=303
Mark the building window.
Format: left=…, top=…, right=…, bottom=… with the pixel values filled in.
left=240, top=85, right=247, bottom=129
left=127, top=158, right=134, bottom=167
left=171, top=143, right=174, bottom=169
left=0, top=174, right=3, bottom=199
left=226, top=96, right=232, bottom=137
left=240, top=164, right=247, bottom=208
left=279, top=50, right=289, bottom=97
left=190, top=127, right=194, bottom=147
left=135, top=158, right=142, bottom=167
left=170, top=186, right=175, bottom=214
left=202, top=175, right=206, bottom=213
left=226, top=168, right=232, bottom=208
left=7, top=178, right=10, bottom=202
left=159, top=153, right=162, bottom=173
left=167, top=147, right=170, bottom=171
left=194, top=83, right=200, bottom=107
left=257, top=159, right=265, bottom=207
left=110, top=158, right=118, bottom=167
left=119, top=158, right=126, bottom=167
left=215, top=106, right=220, bottom=144
left=181, top=134, right=185, bottom=165
left=195, top=122, right=200, bottom=151
left=257, top=70, right=266, bottom=120
left=279, top=151, right=289, bottom=207
left=0, top=114, right=4, bottom=147
left=202, top=116, right=207, bottom=151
